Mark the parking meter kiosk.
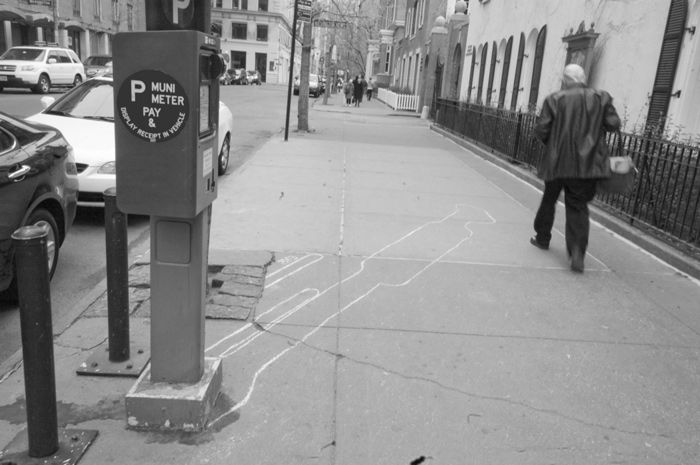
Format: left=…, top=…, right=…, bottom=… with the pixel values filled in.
left=114, top=30, right=224, bottom=389
left=114, top=30, right=223, bottom=218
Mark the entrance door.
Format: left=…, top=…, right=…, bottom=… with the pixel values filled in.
left=255, top=52, right=266, bottom=83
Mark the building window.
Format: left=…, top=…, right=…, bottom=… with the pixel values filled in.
left=511, top=33, right=525, bottom=110
left=486, top=41, right=498, bottom=104
left=257, top=24, right=268, bottom=41
left=73, top=0, right=81, bottom=16
left=94, top=0, right=102, bottom=20
left=231, top=22, right=247, bottom=40
left=418, top=0, right=425, bottom=27
left=529, top=26, right=547, bottom=108
left=112, top=0, right=119, bottom=24
left=477, top=43, right=488, bottom=102
left=498, top=36, right=513, bottom=108
left=215, top=0, right=223, bottom=7
left=259, top=0, right=268, bottom=12
left=127, top=4, right=134, bottom=30
left=385, top=45, right=392, bottom=73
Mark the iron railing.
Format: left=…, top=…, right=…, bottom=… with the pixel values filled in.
left=433, top=98, right=700, bottom=256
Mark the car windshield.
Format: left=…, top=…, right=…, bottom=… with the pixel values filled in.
left=0, top=48, right=45, bottom=61
left=84, top=56, right=112, bottom=66
left=46, top=80, right=114, bottom=121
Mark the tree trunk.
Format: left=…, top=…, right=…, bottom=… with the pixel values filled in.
left=297, top=23, right=312, bottom=132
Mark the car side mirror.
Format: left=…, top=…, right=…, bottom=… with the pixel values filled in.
left=48, top=58, right=57, bottom=64
left=40, top=96, right=56, bottom=109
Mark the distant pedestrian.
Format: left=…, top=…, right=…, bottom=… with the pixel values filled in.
left=366, top=78, right=374, bottom=101
left=530, top=64, right=621, bottom=273
left=343, top=80, right=353, bottom=106
left=353, top=74, right=367, bottom=107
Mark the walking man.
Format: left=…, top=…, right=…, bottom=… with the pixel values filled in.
left=530, top=64, right=620, bottom=272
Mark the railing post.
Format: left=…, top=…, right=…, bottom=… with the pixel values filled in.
left=12, top=225, right=59, bottom=458
left=512, top=112, right=523, bottom=161
left=76, top=188, right=149, bottom=377
left=104, top=187, right=130, bottom=363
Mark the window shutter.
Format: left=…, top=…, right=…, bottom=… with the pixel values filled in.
left=647, top=0, right=687, bottom=132
left=511, top=33, right=525, bottom=110
left=477, top=43, right=488, bottom=103
left=499, top=36, right=513, bottom=108
left=467, top=51, right=476, bottom=101
left=487, top=41, right=498, bottom=104
left=529, top=26, right=547, bottom=108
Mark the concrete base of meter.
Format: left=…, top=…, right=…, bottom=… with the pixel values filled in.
left=125, top=357, right=222, bottom=432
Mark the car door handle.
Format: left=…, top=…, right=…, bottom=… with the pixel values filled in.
left=8, top=165, right=31, bottom=180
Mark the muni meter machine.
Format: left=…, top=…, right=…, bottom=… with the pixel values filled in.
left=113, top=30, right=225, bottom=218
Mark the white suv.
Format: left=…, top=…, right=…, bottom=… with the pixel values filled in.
left=0, top=44, right=86, bottom=94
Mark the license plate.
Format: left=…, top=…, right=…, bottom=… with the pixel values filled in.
left=0, top=76, right=7, bottom=81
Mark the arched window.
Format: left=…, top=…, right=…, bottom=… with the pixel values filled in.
left=498, top=36, right=513, bottom=108
left=477, top=43, right=488, bottom=103
left=486, top=41, right=498, bottom=104
left=511, top=33, right=525, bottom=110
left=528, top=26, right=547, bottom=108
left=467, top=50, right=476, bottom=101
left=647, top=0, right=687, bottom=132
left=450, top=43, right=463, bottom=98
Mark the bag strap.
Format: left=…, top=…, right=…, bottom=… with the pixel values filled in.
left=615, top=130, right=624, bottom=157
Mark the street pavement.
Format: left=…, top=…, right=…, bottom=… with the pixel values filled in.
left=1, top=91, right=700, bottom=464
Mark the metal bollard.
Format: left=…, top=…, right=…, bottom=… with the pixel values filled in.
left=104, top=187, right=130, bottom=363
left=12, top=225, right=59, bottom=458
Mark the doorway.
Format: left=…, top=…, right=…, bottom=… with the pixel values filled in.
left=255, top=52, right=267, bottom=83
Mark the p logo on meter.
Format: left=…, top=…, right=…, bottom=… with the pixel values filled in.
left=117, top=70, right=189, bottom=143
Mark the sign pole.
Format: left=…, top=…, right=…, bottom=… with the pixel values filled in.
left=284, top=0, right=300, bottom=141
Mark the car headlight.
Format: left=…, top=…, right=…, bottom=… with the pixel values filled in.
left=21, top=65, right=35, bottom=71
left=98, top=162, right=116, bottom=174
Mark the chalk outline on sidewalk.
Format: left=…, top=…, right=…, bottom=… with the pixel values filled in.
left=206, top=203, right=496, bottom=426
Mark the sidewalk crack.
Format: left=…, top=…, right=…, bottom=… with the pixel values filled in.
left=261, top=327, right=675, bottom=440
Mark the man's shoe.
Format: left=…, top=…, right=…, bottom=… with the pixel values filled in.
left=570, top=247, right=584, bottom=273
left=530, top=237, right=549, bottom=250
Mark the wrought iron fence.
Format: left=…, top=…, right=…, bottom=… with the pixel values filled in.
left=433, top=98, right=700, bottom=256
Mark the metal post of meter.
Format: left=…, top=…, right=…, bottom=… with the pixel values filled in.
left=149, top=208, right=209, bottom=383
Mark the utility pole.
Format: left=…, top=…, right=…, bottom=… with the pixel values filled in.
left=297, top=22, right=311, bottom=132
left=53, top=0, right=59, bottom=46
left=322, top=34, right=334, bottom=105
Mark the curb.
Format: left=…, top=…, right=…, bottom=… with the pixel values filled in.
left=431, top=124, right=700, bottom=281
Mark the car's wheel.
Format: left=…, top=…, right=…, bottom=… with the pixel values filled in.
left=218, top=134, right=230, bottom=176
left=33, top=74, right=51, bottom=94
left=73, top=75, right=82, bottom=87
left=1, top=208, right=60, bottom=302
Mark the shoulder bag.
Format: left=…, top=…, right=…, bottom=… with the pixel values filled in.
left=597, top=133, right=637, bottom=195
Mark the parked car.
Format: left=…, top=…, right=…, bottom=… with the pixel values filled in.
left=0, top=44, right=86, bottom=94
left=246, top=70, right=261, bottom=85
left=26, top=76, right=235, bottom=207
left=230, top=68, right=248, bottom=85
left=83, top=55, right=112, bottom=80
left=293, top=73, right=322, bottom=98
left=0, top=112, right=78, bottom=300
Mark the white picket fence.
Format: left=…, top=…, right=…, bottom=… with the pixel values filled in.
left=377, top=88, right=419, bottom=112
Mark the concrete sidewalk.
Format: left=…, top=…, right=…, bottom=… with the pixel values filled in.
left=1, top=92, right=700, bottom=464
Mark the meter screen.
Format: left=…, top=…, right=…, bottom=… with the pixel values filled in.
left=200, top=84, right=210, bottom=134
